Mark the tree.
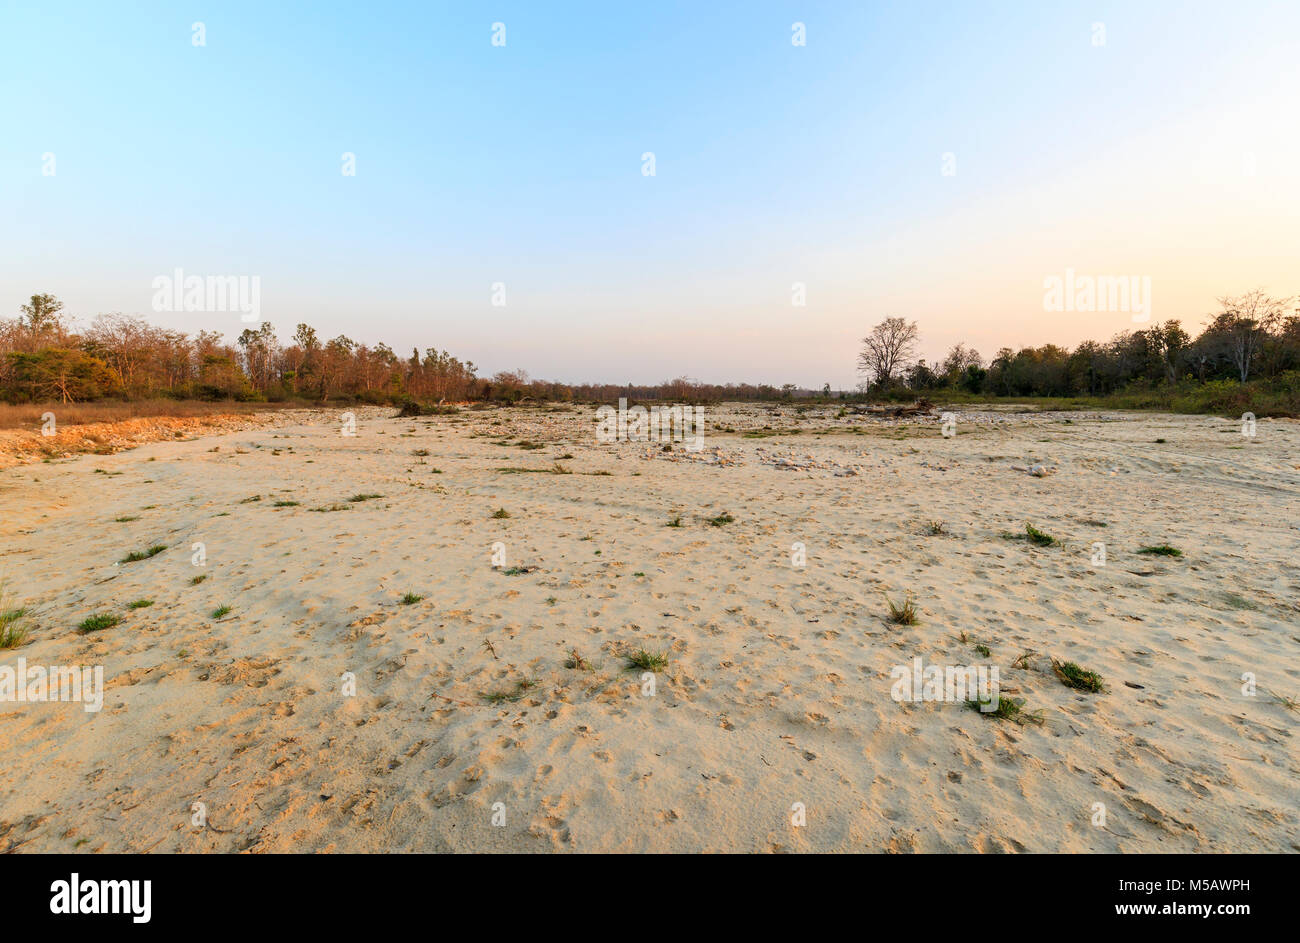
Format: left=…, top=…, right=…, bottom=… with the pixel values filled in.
left=857, top=317, right=919, bottom=388
left=1212, top=290, right=1292, bottom=382
left=17, top=294, right=70, bottom=350
left=939, top=343, right=983, bottom=385
left=1144, top=320, right=1190, bottom=384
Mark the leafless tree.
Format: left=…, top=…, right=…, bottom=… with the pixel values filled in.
left=1213, top=289, right=1293, bottom=382
left=857, top=317, right=920, bottom=387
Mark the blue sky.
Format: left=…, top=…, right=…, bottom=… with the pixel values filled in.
left=3, top=1, right=1298, bottom=386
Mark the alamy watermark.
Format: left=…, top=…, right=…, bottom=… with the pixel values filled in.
left=596, top=398, right=704, bottom=452
left=890, top=656, right=999, bottom=711
left=1043, top=269, right=1151, bottom=323
left=1, top=657, right=103, bottom=712
left=152, top=269, right=261, bottom=323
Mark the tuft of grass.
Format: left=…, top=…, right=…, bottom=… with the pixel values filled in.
left=966, top=696, right=1045, bottom=725
left=1052, top=659, right=1106, bottom=693
left=1137, top=544, right=1182, bottom=557
left=121, top=544, right=167, bottom=563
left=190, top=574, right=208, bottom=585
left=550, top=463, right=572, bottom=474
left=1024, top=524, right=1059, bottom=547
left=1003, top=524, right=1059, bottom=547
left=311, top=503, right=352, bottom=512
left=565, top=648, right=594, bottom=671
left=0, top=586, right=29, bottom=648
left=974, top=643, right=991, bottom=658
left=1265, top=689, right=1299, bottom=713
left=77, top=613, right=121, bottom=634
left=127, top=599, right=154, bottom=610
left=348, top=493, right=383, bottom=503
left=625, top=648, right=669, bottom=672
left=113, top=515, right=140, bottom=523
left=411, top=448, right=430, bottom=457
left=210, top=605, right=232, bottom=619
left=545, top=596, right=558, bottom=605
left=491, top=508, right=511, bottom=519
left=706, top=512, right=735, bottom=527
left=272, top=500, right=300, bottom=508
left=923, top=520, right=947, bottom=536
left=399, top=592, right=423, bottom=605
left=666, top=515, right=682, bottom=527
left=239, top=495, right=262, bottom=504
left=884, top=593, right=920, bottom=626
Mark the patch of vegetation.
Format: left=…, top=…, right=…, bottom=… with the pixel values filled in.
left=127, top=599, right=154, bottom=610
left=0, top=587, right=29, bottom=648
left=923, top=520, right=946, bottom=536
left=272, top=500, right=300, bottom=507
left=411, top=449, right=430, bottom=457
left=966, top=696, right=1044, bottom=725
left=666, top=515, right=682, bottom=527
left=625, top=649, right=668, bottom=671
left=348, top=493, right=383, bottom=503
left=884, top=593, right=920, bottom=626
left=1266, top=689, right=1299, bottom=713
left=564, top=649, right=594, bottom=671
left=400, top=592, right=423, bottom=605
left=239, top=495, right=262, bottom=504
left=491, top=508, right=511, bottom=519
left=311, top=503, right=352, bottom=512
left=706, top=512, right=735, bottom=527
left=974, top=643, right=991, bottom=658
left=1217, top=591, right=1260, bottom=611
left=211, top=605, right=232, bottom=619
left=121, top=544, right=167, bottom=563
left=1002, top=524, right=1059, bottom=547
left=1137, top=544, right=1182, bottom=557
left=77, top=613, right=121, bottom=634
left=190, top=574, right=208, bottom=585
left=1052, top=659, right=1105, bottom=693
left=113, top=515, right=140, bottom=523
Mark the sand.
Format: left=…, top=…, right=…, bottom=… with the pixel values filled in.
left=1, top=403, right=1297, bottom=852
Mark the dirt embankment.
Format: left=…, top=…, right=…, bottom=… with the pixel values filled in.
left=0, top=413, right=287, bottom=469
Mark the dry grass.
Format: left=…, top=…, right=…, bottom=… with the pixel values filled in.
left=0, top=399, right=289, bottom=430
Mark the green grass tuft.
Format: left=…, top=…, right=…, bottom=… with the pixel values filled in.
left=121, top=544, right=167, bottom=563
left=1137, top=544, right=1182, bottom=557
left=1052, top=659, right=1106, bottom=693
left=966, top=696, right=1045, bottom=725
left=625, top=648, right=669, bottom=671
left=77, top=613, right=121, bottom=634
left=884, top=593, right=920, bottom=625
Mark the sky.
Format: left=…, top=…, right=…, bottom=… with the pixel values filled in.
left=2, top=0, right=1298, bottom=388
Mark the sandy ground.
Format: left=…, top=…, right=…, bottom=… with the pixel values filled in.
left=1, top=403, right=1297, bottom=853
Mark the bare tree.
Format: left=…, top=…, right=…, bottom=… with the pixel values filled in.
left=857, top=317, right=920, bottom=387
left=1213, top=289, right=1292, bottom=382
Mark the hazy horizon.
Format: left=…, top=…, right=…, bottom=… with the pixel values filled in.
left=4, top=0, right=1298, bottom=388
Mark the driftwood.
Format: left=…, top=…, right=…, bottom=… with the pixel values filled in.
left=849, top=398, right=935, bottom=418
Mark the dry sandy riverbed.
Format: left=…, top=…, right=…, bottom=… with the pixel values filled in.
left=1, top=403, right=1297, bottom=852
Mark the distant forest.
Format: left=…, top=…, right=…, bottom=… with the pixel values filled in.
left=2, top=290, right=1298, bottom=415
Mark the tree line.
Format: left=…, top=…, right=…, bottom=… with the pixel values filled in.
left=3, top=290, right=1298, bottom=414
left=858, top=290, right=1300, bottom=407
